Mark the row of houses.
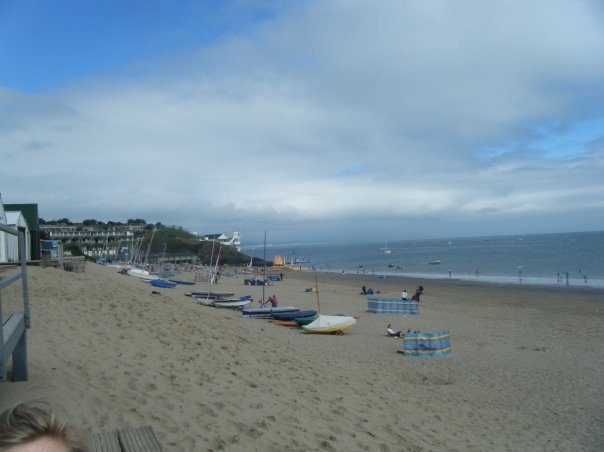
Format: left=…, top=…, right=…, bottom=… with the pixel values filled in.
left=39, top=222, right=147, bottom=260
left=1, top=197, right=242, bottom=264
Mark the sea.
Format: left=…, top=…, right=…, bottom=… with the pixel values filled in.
left=242, top=231, right=604, bottom=289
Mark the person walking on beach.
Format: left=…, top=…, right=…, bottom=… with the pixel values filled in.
left=401, top=289, right=409, bottom=300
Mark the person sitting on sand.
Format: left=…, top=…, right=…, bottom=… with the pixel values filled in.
left=411, top=286, right=423, bottom=302
left=401, top=289, right=409, bottom=300
left=387, top=324, right=404, bottom=338
left=0, top=402, right=87, bottom=451
left=361, top=285, right=367, bottom=295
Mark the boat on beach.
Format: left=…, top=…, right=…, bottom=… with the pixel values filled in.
left=195, top=297, right=215, bottom=306
left=168, top=279, right=196, bottom=285
left=213, top=298, right=252, bottom=308
left=241, top=307, right=300, bottom=319
left=150, top=279, right=177, bottom=288
left=272, top=309, right=317, bottom=321
left=192, top=294, right=251, bottom=306
left=189, top=291, right=235, bottom=299
left=302, top=315, right=356, bottom=334
left=293, top=314, right=319, bottom=325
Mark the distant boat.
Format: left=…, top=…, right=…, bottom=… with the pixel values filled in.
left=381, top=241, right=391, bottom=254
left=428, top=260, right=442, bottom=265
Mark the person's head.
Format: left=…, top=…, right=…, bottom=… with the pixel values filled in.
left=387, top=324, right=391, bottom=328
left=0, top=403, right=87, bottom=452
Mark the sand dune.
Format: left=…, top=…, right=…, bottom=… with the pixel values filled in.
left=0, top=263, right=602, bottom=451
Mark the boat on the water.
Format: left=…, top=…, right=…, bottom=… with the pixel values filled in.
left=428, top=260, right=442, bottom=265
left=302, top=315, right=356, bottom=334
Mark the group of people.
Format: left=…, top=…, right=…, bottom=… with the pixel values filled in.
left=263, top=294, right=278, bottom=307
left=360, top=285, right=373, bottom=295
left=389, top=285, right=425, bottom=338
left=401, top=285, right=424, bottom=301
left=387, top=325, right=420, bottom=338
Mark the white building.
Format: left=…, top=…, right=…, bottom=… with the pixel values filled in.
left=5, top=211, right=31, bottom=262
left=202, top=231, right=241, bottom=251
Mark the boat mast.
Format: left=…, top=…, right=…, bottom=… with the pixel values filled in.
left=262, top=230, right=267, bottom=305
left=204, top=240, right=216, bottom=304
left=315, top=274, right=321, bottom=314
left=143, top=228, right=155, bottom=269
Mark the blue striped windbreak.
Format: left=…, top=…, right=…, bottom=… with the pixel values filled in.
left=402, top=330, right=451, bottom=357
left=367, top=298, right=419, bottom=314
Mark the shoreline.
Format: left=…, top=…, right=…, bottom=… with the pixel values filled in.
left=284, top=267, right=604, bottom=295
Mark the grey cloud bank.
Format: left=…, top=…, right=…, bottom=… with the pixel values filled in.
left=1, top=0, right=603, bottom=244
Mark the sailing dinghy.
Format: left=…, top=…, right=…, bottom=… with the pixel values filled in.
left=302, top=315, right=356, bottom=334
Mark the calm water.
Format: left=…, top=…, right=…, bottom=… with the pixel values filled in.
left=243, top=231, right=604, bottom=288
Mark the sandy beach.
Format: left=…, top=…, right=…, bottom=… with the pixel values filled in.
left=0, top=263, right=602, bottom=451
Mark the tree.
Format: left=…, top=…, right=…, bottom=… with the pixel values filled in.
left=63, top=242, right=83, bottom=256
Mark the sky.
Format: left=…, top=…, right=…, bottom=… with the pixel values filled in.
left=1, top=0, right=603, bottom=245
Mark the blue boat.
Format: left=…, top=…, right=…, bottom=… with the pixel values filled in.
left=168, top=279, right=196, bottom=285
left=151, top=279, right=177, bottom=288
left=241, top=307, right=299, bottom=319
left=272, top=309, right=317, bottom=321
left=294, top=314, right=319, bottom=325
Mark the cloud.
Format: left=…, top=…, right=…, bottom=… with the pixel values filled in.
left=1, top=0, right=603, bottom=243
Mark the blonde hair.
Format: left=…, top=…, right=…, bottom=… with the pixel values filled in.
left=0, top=402, right=88, bottom=451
